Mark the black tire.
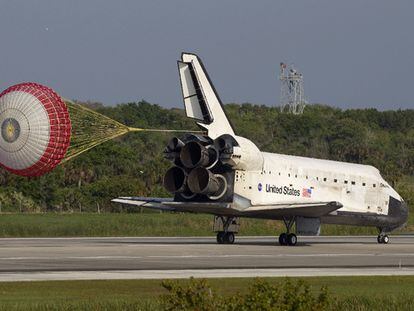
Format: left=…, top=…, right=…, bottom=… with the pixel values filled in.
left=287, top=233, right=297, bottom=246
left=216, top=232, right=225, bottom=244
left=377, top=235, right=389, bottom=244
left=225, top=232, right=235, bottom=244
left=279, top=233, right=288, bottom=246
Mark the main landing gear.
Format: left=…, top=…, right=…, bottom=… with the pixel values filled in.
left=279, top=217, right=297, bottom=246
left=214, top=216, right=240, bottom=245
left=216, top=231, right=235, bottom=244
left=377, top=229, right=389, bottom=244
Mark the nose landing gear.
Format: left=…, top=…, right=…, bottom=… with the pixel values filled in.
left=377, top=228, right=389, bottom=244
left=377, top=234, right=389, bottom=244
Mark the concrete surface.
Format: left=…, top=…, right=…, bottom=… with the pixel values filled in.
left=1, top=236, right=413, bottom=281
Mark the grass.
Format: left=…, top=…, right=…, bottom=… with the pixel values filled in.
left=0, top=276, right=414, bottom=310
left=0, top=212, right=398, bottom=238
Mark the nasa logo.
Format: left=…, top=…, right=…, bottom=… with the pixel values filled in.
left=258, top=183, right=262, bottom=192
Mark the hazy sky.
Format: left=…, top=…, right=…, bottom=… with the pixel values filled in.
left=0, top=1, right=413, bottom=110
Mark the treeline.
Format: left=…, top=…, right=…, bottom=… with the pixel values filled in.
left=0, top=102, right=412, bottom=213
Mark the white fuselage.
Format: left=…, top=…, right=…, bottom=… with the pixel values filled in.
left=234, top=152, right=401, bottom=216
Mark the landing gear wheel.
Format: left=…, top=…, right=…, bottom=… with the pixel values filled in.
left=217, top=232, right=235, bottom=244
left=216, top=232, right=225, bottom=244
left=224, top=232, right=235, bottom=244
left=279, top=217, right=296, bottom=246
left=279, top=233, right=288, bottom=246
left=377, top=234, right=389, bottom=244
left=287, top=233, right=297, bottom=246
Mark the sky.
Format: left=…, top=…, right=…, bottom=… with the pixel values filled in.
left=0, top=1, right=413, bottom=110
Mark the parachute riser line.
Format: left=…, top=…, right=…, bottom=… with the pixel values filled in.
left=127, top=127, right=205, bottom=134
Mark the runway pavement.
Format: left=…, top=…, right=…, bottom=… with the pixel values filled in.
left=1, top=236, right=414, bottom=281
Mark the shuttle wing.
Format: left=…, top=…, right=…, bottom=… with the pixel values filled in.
left=112, top=197, right=342, bottom=219
left=242, top=201, right=343, bottom=218
left=112, top=196, right=232, bottom=214
left=111, top=197, right=176, bottom=211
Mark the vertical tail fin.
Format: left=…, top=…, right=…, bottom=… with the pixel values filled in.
left=178, top=53, right=235, bottom=139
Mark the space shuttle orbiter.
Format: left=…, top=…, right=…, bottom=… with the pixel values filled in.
left=113, top=53, right=408, bottom=246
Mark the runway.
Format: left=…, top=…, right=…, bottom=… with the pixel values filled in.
left=1, top=236, right=414, bottom=281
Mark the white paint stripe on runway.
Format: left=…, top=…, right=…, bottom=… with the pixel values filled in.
left=1, top=268, right=414, bottom=282
left=146, top=253, right=414, bottom=259
left=1, top=253, right=414, bottom=261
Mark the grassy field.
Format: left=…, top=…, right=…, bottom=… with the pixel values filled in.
left=0, top=276, right=414, bottom=310
left=0, top=212, right=405, bottom=237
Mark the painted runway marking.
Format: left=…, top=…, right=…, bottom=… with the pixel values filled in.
left=2, top=268, right=414, bottom=282
left=1, top=253, right=414, bottom=261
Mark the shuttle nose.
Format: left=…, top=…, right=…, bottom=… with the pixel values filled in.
left=388, top=196, right=409, bottom=228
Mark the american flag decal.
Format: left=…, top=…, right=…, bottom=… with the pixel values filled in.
left=302, top=188, right=312, bottom=198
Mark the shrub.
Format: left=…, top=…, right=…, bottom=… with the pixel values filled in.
left=161, top=278, right=217, bottom=311
left=161, top=278, right=330, bottom=311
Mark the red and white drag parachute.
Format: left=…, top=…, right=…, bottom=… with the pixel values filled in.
left=0, top=83, right=71, bottom=177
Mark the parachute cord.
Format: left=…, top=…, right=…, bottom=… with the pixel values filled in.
left=62, top=128, right=204, bottom=163
left=60, top=99, right=205, bottom=163
left=127, top=127, right=204, bottom=133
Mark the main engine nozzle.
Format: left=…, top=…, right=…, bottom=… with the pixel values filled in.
left=180, top=141, right=218, bottom=169
left=187, top=167, right=227, bottom=200
left=163, top=166, right=188, bottom=193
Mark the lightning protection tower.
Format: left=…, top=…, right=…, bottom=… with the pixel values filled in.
left=279, top=63, right=307, bottom=114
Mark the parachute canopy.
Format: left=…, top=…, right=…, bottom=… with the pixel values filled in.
left=0, top=83, right=71, bottom=176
